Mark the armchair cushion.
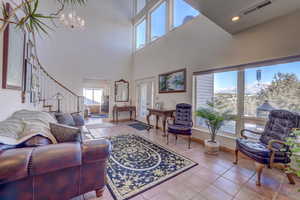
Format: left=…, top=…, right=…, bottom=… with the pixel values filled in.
left=168, top=124, right=192, bottom=135
left=236, top=138, right=290, bottom=164
left=50, top=123, right=81, bottom=143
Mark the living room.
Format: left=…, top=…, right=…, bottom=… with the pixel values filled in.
left=0, top=0, right=300, bottom=200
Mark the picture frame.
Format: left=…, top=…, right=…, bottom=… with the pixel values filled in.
left=159, top=68, right=186, bottom=93
left=2, top=3, right=26, bottom=90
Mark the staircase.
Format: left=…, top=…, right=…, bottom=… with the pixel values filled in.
left=38, top=65, right=84, bottom=114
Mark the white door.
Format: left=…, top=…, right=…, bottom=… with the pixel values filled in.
left=136, top=80, right=154, bottom=118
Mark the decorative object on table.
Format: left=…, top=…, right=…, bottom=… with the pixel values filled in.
left=196, top=101, right=235, bottom=154
left=159, top=68, right=186, bottom=93
left=106, top=134, right=197, bottom=200
left=128, top=121, right=152, bottom=131
left=115, top=79, right=129, bottom=102
left=234, top=110, right=300, bottom=186
left=52, top=92, right=64, bottom=112
left=155, top=102, right=163, bottom=110
left=2, top=3, right=26, bottom=90
left=147, top=108, right=175, bottom=134
left=286, top=129, right=300, bottom=191
left=167, top=103, right=193, bottom=148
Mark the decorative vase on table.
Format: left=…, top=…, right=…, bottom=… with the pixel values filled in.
left=196, top=101, right=235, bottom=155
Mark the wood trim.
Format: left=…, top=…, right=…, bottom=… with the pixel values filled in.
left=193, top=54, right=300, bottom=75
left=158, top=68, right=186, bottom=93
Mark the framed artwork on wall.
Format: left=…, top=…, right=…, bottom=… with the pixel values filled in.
left=159, top=68, right=186, bottom=93
left=2, top=3, right=26, bottom=90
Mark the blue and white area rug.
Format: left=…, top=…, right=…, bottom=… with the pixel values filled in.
left=106, top=135, right=197, bottom=200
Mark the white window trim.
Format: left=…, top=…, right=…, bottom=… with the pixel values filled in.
left=149, top=0, right=168, bottom=42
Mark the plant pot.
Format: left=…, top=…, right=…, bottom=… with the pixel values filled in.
left=204, top=139, right=220, bottom=155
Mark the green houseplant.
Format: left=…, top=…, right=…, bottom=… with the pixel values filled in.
left=196, top=101, right=235, bottom=154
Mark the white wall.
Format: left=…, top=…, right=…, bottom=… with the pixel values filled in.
left=132, top=10, right=300, bottom=148
left=36, top=0, right=133, bottom=95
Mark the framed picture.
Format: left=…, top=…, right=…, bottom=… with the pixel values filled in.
left=159, top=68, right=186, bottom=93
left=2, top=3, right=26, bottom=90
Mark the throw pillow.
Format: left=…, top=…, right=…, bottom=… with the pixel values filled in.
left=71, top=113, right=85, bottom=127
left=23, top=135, right=52, bottom=147
left=50, top=123, right=82, bottom=143
left=55, top=113, right=76, bottom=126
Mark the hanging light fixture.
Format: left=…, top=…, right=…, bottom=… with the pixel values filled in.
left=59, top=7, right=85, bottom=30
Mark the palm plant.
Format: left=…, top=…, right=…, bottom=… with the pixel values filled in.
left=196, top=101, right=235, bottom=143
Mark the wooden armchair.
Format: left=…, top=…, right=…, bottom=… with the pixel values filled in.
left=234, top=110, right=300, bottom=186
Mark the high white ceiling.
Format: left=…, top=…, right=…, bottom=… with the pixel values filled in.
left=186, top=0, right=300, bottom=34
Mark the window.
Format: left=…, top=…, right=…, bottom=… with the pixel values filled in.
left=136, top=0, right=147, bottom=14
left=194, top=60, right=300, bottom=136
left=150, top=1, right=167, bottom=41
left=173, top=0, right=199, bottom=28
left=135, top=19, right=146, bottom=49
left=195, top=71, right=237, bottom=134
left=83, top=88, right=103, bottom=105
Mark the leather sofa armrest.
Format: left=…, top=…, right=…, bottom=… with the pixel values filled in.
left=30, top=143, right=82, bottom=176
left=0, top=148, right=34, bottom=184
left=81, top=139, right=111, bottom=164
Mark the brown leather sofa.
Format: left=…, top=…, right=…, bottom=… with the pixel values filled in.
left=0, top=139, right=111, bottom=200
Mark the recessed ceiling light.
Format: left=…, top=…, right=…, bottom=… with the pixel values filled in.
left=232, top=16, right=240, bottom=22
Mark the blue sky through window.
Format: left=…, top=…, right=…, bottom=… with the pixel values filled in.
left=214, top=61, right=300, bottom=92
left=173, top=0, right=199, bottom=28
left=136, top=19, right=146, bottom=49
left=151, top=2, right=166, bottom=41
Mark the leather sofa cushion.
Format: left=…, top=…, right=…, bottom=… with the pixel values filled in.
left=50, top=123, right=81, bottom=143
left=0, top=148, right=33, bottom=184
left=30, top=143, right=82, bottom=176
left=236, top=138, right=290, bottom=164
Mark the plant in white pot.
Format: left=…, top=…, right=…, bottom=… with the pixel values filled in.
left=196, top=101, right=235, bottom=155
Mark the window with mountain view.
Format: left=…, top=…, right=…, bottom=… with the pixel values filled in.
left=173, top=0, right=199, bottom=28
left=194, top=60, right=300, bottom=136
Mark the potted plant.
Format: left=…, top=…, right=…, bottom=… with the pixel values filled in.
left=196, top=101, right=235, bottom=155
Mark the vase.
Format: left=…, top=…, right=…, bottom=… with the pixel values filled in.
left=204, top=139, right=220, bottom=155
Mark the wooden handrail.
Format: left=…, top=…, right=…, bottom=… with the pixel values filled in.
left=39, top=65, right=82, bottom=98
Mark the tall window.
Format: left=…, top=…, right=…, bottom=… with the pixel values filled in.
left=83, top=88, right=103, bottom=105
left=195, top=71, right=237, bottom=134
left=135, top=19, right=146, bottom=49
left=150, top=1, right=167, bottom=41
left=194, top=60, right=300, bottom=136
left=173, top=0, right=199, bottom=28
left=136, top=0, right=147, bottom=14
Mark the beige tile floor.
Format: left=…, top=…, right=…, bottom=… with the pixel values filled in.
left=73, top=121, right=300, bottom=200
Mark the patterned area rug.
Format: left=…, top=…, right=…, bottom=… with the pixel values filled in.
left=106, top=135, right=198, bottom=200
left=127, top=122, right=152, bottom=131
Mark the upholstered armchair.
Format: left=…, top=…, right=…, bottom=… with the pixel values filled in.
left=234, top=110, right=300, bottom=186
left=167, top=103, right=193, bottom=148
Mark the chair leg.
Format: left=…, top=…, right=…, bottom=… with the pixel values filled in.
left=286, top=173, right=295, bottom=185
left=255, top=162, right=265, bottom=186
left=95, top=188, right=105, bottom=197
left=175, top=135, right=178, bottom=145
left=233, top=149, right=238, bottom=164
left=188, top=136, right=191, bottom=149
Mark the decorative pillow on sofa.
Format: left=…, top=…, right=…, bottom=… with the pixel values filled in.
left=71, top=113, right=85, bottom=127
left=50, top=123, right=82, bottom=143
left=55, top=113, right=76, bottom=126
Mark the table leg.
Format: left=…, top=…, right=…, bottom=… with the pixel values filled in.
left=162, top=116, right=167, bottom=136
left=147, top=113, right=151, bottom=126
left=130, top=111, right=132, bottom=120
left=156, top=115, right=159, bottom=129
left=116, top=111, right=118, bottom=123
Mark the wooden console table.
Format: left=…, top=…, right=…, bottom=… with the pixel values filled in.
left=147, top=108, right=175, bottom=133
left=113, top=106, right=136, bottom=123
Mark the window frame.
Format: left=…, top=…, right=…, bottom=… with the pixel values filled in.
left=149, top=0, right=168, bottom=42
left=134, top=17, right=147, bottom=50
left=193, top=56, right=300, bottom=138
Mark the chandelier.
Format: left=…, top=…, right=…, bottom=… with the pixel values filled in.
left=59, top=10, right=85, bottom=29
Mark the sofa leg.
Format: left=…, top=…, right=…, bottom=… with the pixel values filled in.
left=95, top=188, right=105, bottom=197
left=286, top=173, right=295, bottom=185
left=255, top=162, right=264, bottom=186
left=233, top=149, right=238, bottom=164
